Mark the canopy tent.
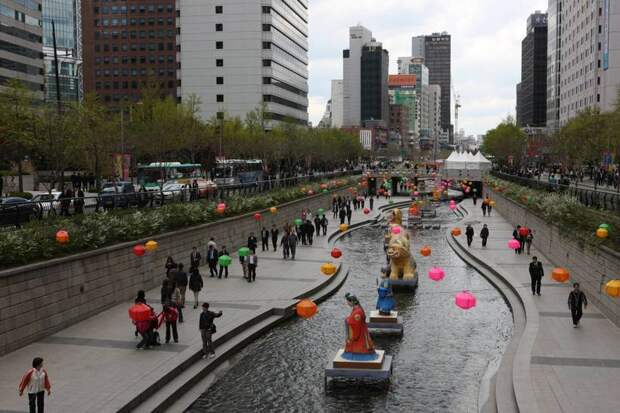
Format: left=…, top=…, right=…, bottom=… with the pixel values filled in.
left=472, top=151, right=493, bottom=171
left=441, top=150, right=491, bottom=180
left=443, top=151, right=468, bottom=170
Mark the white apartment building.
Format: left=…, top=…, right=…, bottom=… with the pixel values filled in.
left=342, top=25, right=372, bottom=127
left=428, top=84, right=442, bottom=142
left=177, top=0, right=309, bottom=126
left=558, top=0, right=620, bottom=126
left=330, top=79, right=343, bottom=128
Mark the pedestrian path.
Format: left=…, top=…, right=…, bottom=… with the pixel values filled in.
left=455, top=197, right=620, bottom=413
left=0, top=195, right=390, bottom=413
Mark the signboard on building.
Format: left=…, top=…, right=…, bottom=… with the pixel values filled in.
left=359, top=129, right=372, bottom=150
left=388, top=74, right=417, bottom=88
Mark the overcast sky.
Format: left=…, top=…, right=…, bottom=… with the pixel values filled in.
left=307, top=0, right=549, bottom=135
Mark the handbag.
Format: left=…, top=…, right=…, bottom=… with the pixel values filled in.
left=210, top=324, right=217, bottom=334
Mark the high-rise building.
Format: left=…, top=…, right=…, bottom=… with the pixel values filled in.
left=411, top=32, right=451, bottom=141
left=330, top=79, right=343, bottom=128
left=396, top=57, right=429, bottom=140
left=516, top=11, right=547, bottom=128
left=360, top=41, right=389, bottom=126
left=389, top=103, right=408, bottom=145
left=42, top=0, right=81, bottom=103
left=388, top=74, right=416, bottom=143
left=342, top=25, right=372, bottom=127
left=0, top=0, right=44, bottom=94
left=546, top=0, right=561, bottom=131
left=318, top=98, right=331, bottom=128
left=82, top=1, right=178, bottom=106
left=178, top=0, right=308, bottom=126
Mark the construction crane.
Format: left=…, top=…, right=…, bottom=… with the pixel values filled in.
left=453, top=87, right=461, bottom=143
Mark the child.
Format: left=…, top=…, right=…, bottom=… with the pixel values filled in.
left=163, top=304, right=179, bottom=343
left=19, top=357, right=51, bottom=413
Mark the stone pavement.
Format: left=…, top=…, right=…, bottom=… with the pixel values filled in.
left=455, top=197, right=620, bottom=413
left=0, top=195, right=391, bottom=413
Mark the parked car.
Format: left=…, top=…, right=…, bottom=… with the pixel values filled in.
left=31, top=192, right=62, bottom=216
left=98, top=182, right=138, bottom=209
left=0, top=197, right=40, bottom=226
left=161, top=183, right=186, bottom=202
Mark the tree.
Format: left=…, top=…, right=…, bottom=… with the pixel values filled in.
left=481, top=117, right=527, bottom=167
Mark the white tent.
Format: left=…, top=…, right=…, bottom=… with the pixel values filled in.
left=444, top=151, right=467, bottom=170
left=441, top=150, right=490, bottom=181
left=472, top=151, right=493, bottom=171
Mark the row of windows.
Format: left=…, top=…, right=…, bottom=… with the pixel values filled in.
left=0, top=4, right=41, bottom=27
left=96, top=55, right=175, bottom=65
left=99, top=92, right=176, bottom=104
left=0, top=39, right=43, bottom=60
left=0, top=20, right=42, bottom=43
left=94, top=17, right=174, bottom=27
left=94, top=4, right=174, bottom=14
left=0, top=57, right=42, bottom=76
left=95, top=42, right=174, bottom=52
left=12, top=0, right=41, bottom=12
left=94, top=29, right=175, bottom=40
left=95, top=79, right=177, bottom=90
left=263, top=94, right=307, bottom=111
left=94, top=67, right=176, bottom=78
left=0, top=75, right=43, bottom=91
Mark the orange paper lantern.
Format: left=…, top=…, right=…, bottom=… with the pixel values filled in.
left=451, top=228, right=462, bottom=236
left=552, top=268, right=570, bottom=283
left=420, top=246, right=432, bottom=257
left=145, top=240, right=158, bottom=252
left=55, top=230, right=69, bottom=244
left=321, top=262, right=337, bottom=276
left=296, top=299, right=318, bottom=319
left=339, top=223, right=349, bottom=232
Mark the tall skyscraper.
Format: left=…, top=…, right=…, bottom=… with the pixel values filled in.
left=360, top=41, right=389, bottom=126
left=42, top=0, right=81, bottom=103
left=546, top=0, right=561, bottom=131
left=397, top=57, right=429, bottom=140
left=178, top=0, right=308, bottom=126
left=330, top=79, right=343, bottom=128
left=82, top=1, right=178, bottom=106
left=0, top=0, right=44, bottom=94
left=411, top=33, right=451, bottom=141
left=388, top=74, right=416, bottom=142
left=517, top=11, right=547, bottom=128
left=342, top=25, right=372, bottom=127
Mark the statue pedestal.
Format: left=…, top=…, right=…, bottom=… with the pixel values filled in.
left=368, top=311, right=404, bottom=336
left=325, top=349, right=393, bottom=385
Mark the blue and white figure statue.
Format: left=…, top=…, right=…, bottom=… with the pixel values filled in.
left=376, top=267, right=395, bottom=315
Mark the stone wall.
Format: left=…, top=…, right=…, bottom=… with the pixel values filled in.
left=489, top=188, right=620, bottom=327
left=0, top=188, right=351, bottom=356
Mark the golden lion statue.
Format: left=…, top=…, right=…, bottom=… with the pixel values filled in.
left=385, top=209, right=417, bottom=280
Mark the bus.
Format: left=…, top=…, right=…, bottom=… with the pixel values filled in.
left=136, top=162, right=216, bottom=193
left=213, top=159, right=264, bottom=186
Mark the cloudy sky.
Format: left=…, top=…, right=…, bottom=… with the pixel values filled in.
left=307, top=0, right=548, bottom=135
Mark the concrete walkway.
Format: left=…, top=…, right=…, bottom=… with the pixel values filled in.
left=455, top=197, right=620, bottom=413
left=0, top=196, right=392, bottom=413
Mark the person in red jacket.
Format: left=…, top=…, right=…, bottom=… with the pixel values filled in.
left=19, top=357, right=51, bottom=413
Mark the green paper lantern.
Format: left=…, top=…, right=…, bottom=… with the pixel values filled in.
left=238, top=247, right=250, bottom=257
left=218, top=255, right=232, bottom=267
left=294, top=218, right=303, bottom=226
left=317, top=208, right=325, bottom=216
left=599, top=223, right=610, bottom=231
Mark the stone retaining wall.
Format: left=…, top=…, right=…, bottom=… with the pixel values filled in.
left=0, top=188, right=352, bottom=356
left=490, top=188, right=620, bottom=327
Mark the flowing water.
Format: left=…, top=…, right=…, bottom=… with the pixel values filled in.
left=187, top=205, right=513, bottom=413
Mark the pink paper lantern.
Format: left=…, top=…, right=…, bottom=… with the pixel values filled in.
left=455, top=291, right=477, bottom=310
left=449, top=204, right=457, bottom=211
left=508, top=239, right=521, bottom=250
left=428, top=267, right=445, bottom=282
left=413, top=191, right=420, bottom=196
left=391, top=226, right=401, bottom=235
left=217, top=203, right=226, bottom=210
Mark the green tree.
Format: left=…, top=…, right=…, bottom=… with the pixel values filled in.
left=481, top=117, right=527, bottom=167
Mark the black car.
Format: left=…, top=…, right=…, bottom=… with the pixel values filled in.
left=98, top=182, right=138, bottom=209
left=0, top=197, right=40, bottom=227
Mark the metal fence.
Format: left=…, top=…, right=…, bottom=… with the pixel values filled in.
left=0, top=170, right=361, bottom=229
left=492, top=171, right=620, bottom=213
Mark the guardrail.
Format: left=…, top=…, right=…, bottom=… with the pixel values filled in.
left=0, top=170, right=361, bottom=229
left=492, top=171, right=620, bottom=212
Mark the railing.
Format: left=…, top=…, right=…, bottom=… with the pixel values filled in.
left=0, top=170, right=361, bottom=229
left=492, top=171, right=620, bottom=213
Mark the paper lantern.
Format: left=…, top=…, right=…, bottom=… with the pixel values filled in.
left=320, top=183, right=328, bottom=190
left=270, top=206, right=278, bottom=214
left=420, top=246, right=432, bottom=257
left=363, top=208, right=370, bottom=215
left=599, top=223, right=610, bottom=231
left=519, top=227, right=529, bottom=237
left=307, top=190, right=314, bottom=195
left=596, top=228, right=609, bottom=239
left=317, top=208, right=325, bottom=216
left=321, top=262, right=337, bottom=276
left=551, top=267, right=570, bottom=283
left=218, top=255, right=232, bottom=267
left=508, top=239, right=521, bottom=250
left=133, top=244, right=146, bottom=257
left=145, top=240, right=158, bottom=252
left=296, top=299, right=318, bottom=319
left=604, top=280, right=620, bottom=297
left=455, top=291, right=477, bottom=310
left=55, top=230, right=69, bottom=245
left=465, top=187, right=470, bottom=193
left=449, top=203, right=457, bottom=211
left=254, top=213, right=262, bottom=221
left=331, top=248, right=342, bottom=259
left=391, top=226, right=401, bottom=235
left=128, top=303, right=152, bottom=322
left=451, top=228, right=462, bottom=236
left=217, top=203, right=226, bottom=210
left=413, top=191, right=419, bottom=196
left=490, top=201, right=496, bottom=207
left=238, top=247, right=250, bottom=257
left=294, top=218, right=303, bottom=226
left=428, top=267, right=445, bottom=281
left=339, top=223, right=349, bottom=232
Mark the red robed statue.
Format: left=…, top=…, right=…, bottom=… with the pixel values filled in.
left=343, top=293, right=376, bottom=358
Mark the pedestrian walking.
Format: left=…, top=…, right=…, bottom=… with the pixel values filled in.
left=271, top=225, right=279, bottom=251
left=189, top=266, right=203, bottom=309
left=480, top=224, right=489, bottom=247
left=206, top=245, right=218, bottom=277
left=305, top=220, right=314, bottom=245
left=160, top=279, right=172, bottom=309
left=525, top=230, right=534, bottom=255
left=247, top=233, right=258, bottom=254
left=170, top=281, right=184, bottom=323
left=369, top=196, right=374, bottom=210
left=289, top=231, right=298, bottom=260
left=162, top=304, right=179, bottom=343
left=200, top=303, right=223, bottom=358
left=512, top=226, right=523, bottom=255
left=529, top=256, right=544, bottom=296
left=321, top=215, right=328, bottom=235
left=174, top=264, right=188, bottom=320
left=74, top=189, right=85, bottom=214
left=19, top=357, right=51, bottom=413
left=487, top=199, right=493, bottom=216
left=568, top=283, right=588, bottom=327
left=346, top=206, right=352, bottom=226
left=481, top=201, right=487, bottom=217
left=239, top=253, right=248, bottom=279
left=299, top=223, right=307, bottom=245
left=207, top=237, right=217, bottom=249
left=261, top=227, right=269, bottom=251
left=281, top=231, right=290, bottom=259
left=218, top=246, right=229, bottom=279
left=165, top=256, right=177, bottom=281
left=248, top=251, right=258, bottom=282
left=465, top=224, right=474, bottom=247
left=190, top=246, right=201, bottom=270
left=314, top=216, right=321, bottom=237
left=135, top=304, right=157, bottom=349
left=339, top=208, right=346, bottom=225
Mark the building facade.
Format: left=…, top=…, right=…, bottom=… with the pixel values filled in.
left=412, top=32, right=451, bottom=141
left=42, top=0, right=81, bottom=103
left=342, top=24, right=372, bottom=127
left=82, top=0, right=178, bottom=106
left=388, top=74, right=416, bottom=143
left=517, top=11, right=547, bottom=128
left=177, top=0, right=308, bottom=125
left=0, top=0, right=44, bottom=94
left=360, top=41, right=389, bottom=126
left=389, top=103, right=408, bottom=144
left=330, top=78, right=343, bottom=127
left=546, top=0, right=561, bottom=131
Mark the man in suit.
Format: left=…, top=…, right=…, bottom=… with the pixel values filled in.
left=190, top=246, right=201, bottom=270
left=528, top=256, right=544, bottom=296
left=247, top=233, right=258, bottom=254
left=261, top=227, right=270, bottom=251
left=207, top=244, right=219, bottom=277
left=247, top=252, right=258, bottom=282
left=271, top=225, right=279, bottom=252
left=218, top=246, right=229, bottom=279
